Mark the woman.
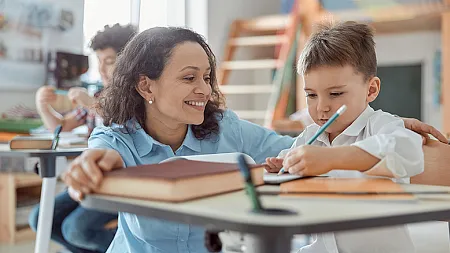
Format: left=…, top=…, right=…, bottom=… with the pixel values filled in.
left=64, top=27, right=447, bottom=253
left=29, top=24, right=137, bottom=253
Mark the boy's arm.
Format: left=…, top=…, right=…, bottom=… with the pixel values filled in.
left=350, top=115, right=424, bottom=178
left=284, top=117, right=423, bottom=178
left=36, top=104, right=64, bottom=132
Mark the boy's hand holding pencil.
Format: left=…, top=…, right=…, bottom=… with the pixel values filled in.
left=283, top=145, right=335, bottom=176
left=265, top=105, right=347, bottom=176
left=265, top=146, right=337, bottom=177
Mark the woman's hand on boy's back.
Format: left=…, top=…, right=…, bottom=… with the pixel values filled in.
left=64, top=148, right=124, bottom=201
left=402, top=118, right=448, bottom=144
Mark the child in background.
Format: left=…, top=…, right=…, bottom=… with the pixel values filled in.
left=35, top=24, right=137, bottom=136
left=265, top=21, right=424, bottom=253
left=30, top=24, right=137, bottom=253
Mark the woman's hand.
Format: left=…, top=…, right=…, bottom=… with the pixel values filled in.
left=402, top=118, right=448, bottom=144
left=67, top=87, right=94, bottom=108
left=64, top=149, right=124, bottom=201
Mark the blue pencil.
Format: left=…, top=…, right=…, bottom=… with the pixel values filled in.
left=277, top=105, right=347, bottom=176
left=54, top=89, right=69, bottom=96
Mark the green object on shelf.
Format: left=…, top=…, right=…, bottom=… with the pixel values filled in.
left=0, top=118, right=43, bottom=133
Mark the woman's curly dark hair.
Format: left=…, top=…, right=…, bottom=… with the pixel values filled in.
left=96, top=27, right=225, bottom=139
left=89, top=23, right=137, bottom=54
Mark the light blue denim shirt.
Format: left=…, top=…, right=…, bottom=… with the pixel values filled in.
left=88, top=110, right=294, bottom=253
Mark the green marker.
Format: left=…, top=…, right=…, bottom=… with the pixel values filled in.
left=238, top=154, right=263, bottom=211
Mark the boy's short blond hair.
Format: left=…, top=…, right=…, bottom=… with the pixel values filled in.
left=298, top=21, right=377, bottom=81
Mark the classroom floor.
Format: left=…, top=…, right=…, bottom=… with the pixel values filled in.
left=0, top=241, right=63, bottom=253
left=1, top=222, right=449, bottom=253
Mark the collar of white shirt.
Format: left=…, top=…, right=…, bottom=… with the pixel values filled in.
left=341, top=105, right=375, bottom=136
left=314, top=105, right=375, bottom=146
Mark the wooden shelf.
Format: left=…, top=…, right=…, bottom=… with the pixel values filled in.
left=0, top=173, right=41, bottom=243
left=221, top=59, right=279, bottom=70
left=328, top=2, right=449, bottom=34
left=14, top=173, right=41, bottom=188
left=238, top=14, right=290, bottom=32
left=229, top=35, right=287, bottom=47
left=14, top=226, right=35, bottom=242
left=219, top=84, right=273, bottom=94
left=371, top=13, right=441, bottom=34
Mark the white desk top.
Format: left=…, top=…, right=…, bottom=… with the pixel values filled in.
left=0, top=143, right=85, bottom=157
left=82, top=183, right=450, bottom=235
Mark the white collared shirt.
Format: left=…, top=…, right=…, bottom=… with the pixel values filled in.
left=280, top=106, right=424, bottom=253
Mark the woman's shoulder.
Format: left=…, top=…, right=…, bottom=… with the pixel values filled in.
left=216, top=109, right=244, bottom=131
left=90, top=125, right=130, bottom=139
left=220, top=109, right=238, bottom=120
left=215, top=109, right=270, bottom=137
left=88, top=121, right=144, bottom=148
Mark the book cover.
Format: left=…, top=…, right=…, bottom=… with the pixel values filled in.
left=9, top=136, right=53, bottom=150
left=95, top=159, right=265, bottom=202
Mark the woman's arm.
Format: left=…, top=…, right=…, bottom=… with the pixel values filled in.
left=228, top=111, right=294, bottom=164
left=36, top=103, right=64, bottom=132
left=64, top=129, right=126, bottom=201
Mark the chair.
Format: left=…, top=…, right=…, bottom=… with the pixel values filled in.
left=411, top=140, right=450, bottom=187
left=410, top=139, right=450, bottom=239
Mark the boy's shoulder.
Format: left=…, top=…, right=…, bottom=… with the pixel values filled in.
left=358, top=107, right=407, bottom=137
left=346, top=106, right=403, bottom=130
left=366, top=108, right=404, bottom=128
left=300, top=106, right=404, bottom=138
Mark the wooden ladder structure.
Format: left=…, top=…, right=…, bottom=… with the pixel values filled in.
left=217, top=0, right=322, bottom=128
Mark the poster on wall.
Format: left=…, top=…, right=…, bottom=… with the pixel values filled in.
left=0, top=0, right=84, bottom=90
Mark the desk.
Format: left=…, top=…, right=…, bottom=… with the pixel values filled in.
left=82, top=184, right=450, bottom=253
left=0, top=145, right=84, bottom=253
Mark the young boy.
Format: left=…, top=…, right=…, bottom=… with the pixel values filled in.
left=265, top=21, right=424, bottom=253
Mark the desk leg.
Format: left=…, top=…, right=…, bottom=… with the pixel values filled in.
left=244, top=233, right=292, bottom=253
left=34, top=157, right=57, bottom=253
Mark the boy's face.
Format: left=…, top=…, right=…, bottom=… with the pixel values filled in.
left=304, top=65, right=380, bottom=138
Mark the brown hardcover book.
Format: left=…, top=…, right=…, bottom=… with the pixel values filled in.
left=9, top=136, right=53, bottom=150
left=95, top=159, right=265, bottom=202
left=279, top=177, right=415, bottom=200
